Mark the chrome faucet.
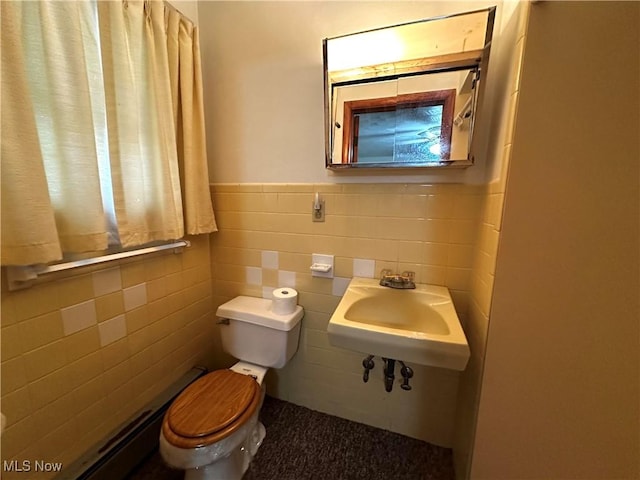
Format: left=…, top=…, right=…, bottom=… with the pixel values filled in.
left=379, top=269, right=416, bottom=289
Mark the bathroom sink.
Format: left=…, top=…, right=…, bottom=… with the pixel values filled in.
left=327, top=277, right=470, bottom=370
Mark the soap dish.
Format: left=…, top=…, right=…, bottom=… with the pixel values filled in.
left=310, top=254, right=334, bottom=278
left=310, top=263, right=332, bottom=273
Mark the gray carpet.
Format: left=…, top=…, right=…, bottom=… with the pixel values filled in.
left=127, top=395, right=455, bottom=480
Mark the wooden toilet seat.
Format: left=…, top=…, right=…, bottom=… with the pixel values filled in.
left=162, top=369, right=261, bottom=449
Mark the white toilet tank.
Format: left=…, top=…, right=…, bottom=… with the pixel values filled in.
left=216, top=296, right=304, bottom=369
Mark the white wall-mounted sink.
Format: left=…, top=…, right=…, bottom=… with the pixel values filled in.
left=327, top=277, right=470, bottom=370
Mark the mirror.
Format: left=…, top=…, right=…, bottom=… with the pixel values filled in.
left=323, top=7, right=495, bottom=170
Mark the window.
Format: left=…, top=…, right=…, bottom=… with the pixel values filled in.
left=342, top=90, right=456, bottom=165
left=1, top=1, right=216, bottom=269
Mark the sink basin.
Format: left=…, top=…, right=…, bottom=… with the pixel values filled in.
left=327, top=277, right=470, bottom=370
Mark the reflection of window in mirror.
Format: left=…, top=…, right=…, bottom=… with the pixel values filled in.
left=342, top=90, right=455, bottom=164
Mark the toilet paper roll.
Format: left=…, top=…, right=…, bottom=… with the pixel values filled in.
left=271, top=287, right=298, bottom=315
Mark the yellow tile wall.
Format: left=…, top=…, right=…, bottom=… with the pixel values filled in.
left=0, top=235, right=215, bottom=479
left=209, top=182, right=483, bottom=447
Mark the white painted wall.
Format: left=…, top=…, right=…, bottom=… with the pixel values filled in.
left=168, top=0, right=198, bottom=24
left=197, top=1, right=508, bottom=184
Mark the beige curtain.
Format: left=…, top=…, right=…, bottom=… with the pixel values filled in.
left=0, top=2, right=66, bottom=265
left=2, top=1, right=111, bottom=265
left=166, top=5, right=218, bottom=234
left=97, top=1, right=184, bottom=247
left=1, top=0, right=216, bottom=266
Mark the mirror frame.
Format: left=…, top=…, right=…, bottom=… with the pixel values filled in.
left=323, top=7, right=496, bottom=171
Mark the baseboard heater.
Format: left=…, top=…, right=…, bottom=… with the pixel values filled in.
left=60, top=366, right=208, bottom=480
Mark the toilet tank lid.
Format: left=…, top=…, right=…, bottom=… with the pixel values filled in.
left=216, top=296, right=304, bottom=331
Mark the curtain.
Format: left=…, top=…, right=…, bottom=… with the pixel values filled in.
left=165, top=5, right=218, bottom=235
left=1, top=2, right=64, bottom=265
left=1, top=1, right=109, bottom=264
left=1, top=0, right=217, bottom=266
left=97, top=1, right=185, bottom=247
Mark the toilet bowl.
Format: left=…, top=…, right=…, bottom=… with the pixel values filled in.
left=159, top=364, right=267, bottom=480
left=159, top=295, right=303, bottom=480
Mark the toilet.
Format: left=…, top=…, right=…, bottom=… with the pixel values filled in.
left=159, top=295, right=304, bottom=480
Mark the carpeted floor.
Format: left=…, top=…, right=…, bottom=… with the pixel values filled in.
left=127, top=395, right=455, bottom=480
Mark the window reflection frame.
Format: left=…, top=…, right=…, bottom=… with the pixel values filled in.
left=341, top=89, right=456, bottom=165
